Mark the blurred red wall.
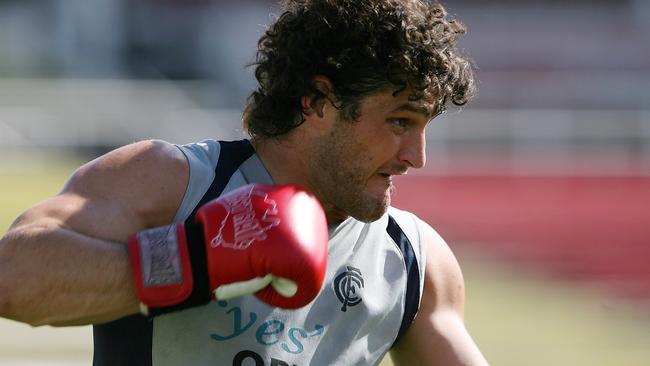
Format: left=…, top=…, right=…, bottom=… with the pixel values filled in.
left=393, top=174, right=650, bottom=301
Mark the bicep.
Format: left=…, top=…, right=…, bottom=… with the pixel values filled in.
left=10, top=139, right=189, bottom=242
left=9, top=191, right=138, bottom=244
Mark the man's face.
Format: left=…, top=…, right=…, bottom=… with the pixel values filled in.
left=309, top=88, right=432, bottom=223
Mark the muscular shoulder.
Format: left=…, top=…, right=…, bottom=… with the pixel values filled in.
left=386, top=207, right=463, bottom=308
left=419, top=222, right=464, bottom=311
left=388, top=207, right=464, bottom=307
left=65, top=139, right=189, bottom=228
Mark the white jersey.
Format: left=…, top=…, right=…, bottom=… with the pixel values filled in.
left=93, top=139, right=430, bottom=366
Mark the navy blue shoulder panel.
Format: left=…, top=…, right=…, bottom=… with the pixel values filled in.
left=92, top=315, right=153, bottom=366
left=386, top=215, right=422, bottom=345
left=185, top=139, right=255, bottom=225
left=92, top=140, right=255, bottom=366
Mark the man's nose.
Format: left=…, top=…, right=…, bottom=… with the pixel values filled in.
left=398, top=131, right=426, bottom=169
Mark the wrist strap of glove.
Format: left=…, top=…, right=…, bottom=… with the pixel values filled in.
left=142, top=223, right=212, bottom=317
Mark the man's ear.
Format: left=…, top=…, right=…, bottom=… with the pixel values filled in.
left=301, top=76, right=334, bottom=119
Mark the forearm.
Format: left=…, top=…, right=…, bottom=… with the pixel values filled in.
left=0, top=224, right=140, bottom=326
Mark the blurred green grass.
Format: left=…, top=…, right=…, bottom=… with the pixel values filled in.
left=1, top=153, right=650, bottom=366
left=0, top=153, right=83, bottom=231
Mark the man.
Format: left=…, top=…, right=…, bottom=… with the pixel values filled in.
left=0, top=0, right=488, bottom=365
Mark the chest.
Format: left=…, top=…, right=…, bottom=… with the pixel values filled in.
left=151, top=221, right=408, bottom=365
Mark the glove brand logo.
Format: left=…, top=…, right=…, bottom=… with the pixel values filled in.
left=211, top=187, right=281, bottom=250
left=139, top=226, right=183, bottom=286
left=333, top=266, right=364, bottom=312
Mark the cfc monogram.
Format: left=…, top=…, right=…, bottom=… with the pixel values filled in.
left=333, top=266, right=364, bottom=312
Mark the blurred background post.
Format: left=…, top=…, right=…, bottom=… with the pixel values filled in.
left=0, top=0, right=649, bottom=365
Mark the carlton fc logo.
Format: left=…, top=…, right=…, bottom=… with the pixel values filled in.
left=210, top=187, right=281, bottom=250
left=333, top=266, right=364, bottom=312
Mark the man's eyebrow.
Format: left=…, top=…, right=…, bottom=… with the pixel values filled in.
left=390, top=103, right=431, bottom=117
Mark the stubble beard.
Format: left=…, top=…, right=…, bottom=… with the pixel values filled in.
left=310, top=125, right=390, bottom=223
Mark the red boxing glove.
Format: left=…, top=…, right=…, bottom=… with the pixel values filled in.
left=128, top=184, right=328, bottom=315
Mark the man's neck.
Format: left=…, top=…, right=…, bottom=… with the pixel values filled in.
left=251, top=136, right=306, bottom=187
left=252, top=136, right=347, bottom=224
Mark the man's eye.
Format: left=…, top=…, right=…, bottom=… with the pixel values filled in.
left=389, top=118, right=408, bottom=128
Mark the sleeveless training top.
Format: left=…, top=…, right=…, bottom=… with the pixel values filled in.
left=93, top=139, right=430, bottom=366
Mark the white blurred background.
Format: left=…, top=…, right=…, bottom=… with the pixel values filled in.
left=1, top=0, right=648, bottom=160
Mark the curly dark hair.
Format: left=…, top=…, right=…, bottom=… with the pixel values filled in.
left=243, top=0, right=476, bottom=138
